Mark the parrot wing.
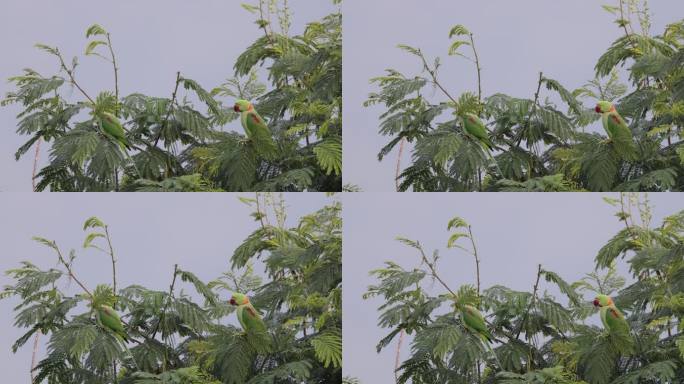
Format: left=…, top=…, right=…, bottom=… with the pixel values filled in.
left=241, top=110, right=277, bottom=158
left=237, top=304, right=266, bottom=333
left=462, top=306, right=492, bottom=342
left=599, top=306, right=609, bottom=330
left=101, top=114, right=130, bottom=149
left=603, top=111, right=636, bottom=160
left=463, top=114, right=494, bottom=150
left=606, top=307, right=630, bottom=335
left=97, top=306, right=128, bottom=341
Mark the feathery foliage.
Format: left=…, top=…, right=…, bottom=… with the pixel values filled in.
left=366, top=2, right=684, bottom=191
left=363, top=193, right=684, bottom=383
left=2, top=193, right=342, bottom=383
left=3, top=1, right=341, bottom=191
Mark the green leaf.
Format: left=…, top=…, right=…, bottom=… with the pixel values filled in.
left=311, top=329, right=342, bottom=368
left=85, top=24, right=107, bottom=38
left=82, top=232, right=105, bottom=248
left=449, top=24, right=470, bottom=37
left=313, top=137, right=342, bottom=176
left=83, top=216, right=105, bottom=230
left=85, top=40, right=107, bottom=56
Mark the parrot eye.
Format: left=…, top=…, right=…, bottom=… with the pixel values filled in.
left=233, top=105, right=241, bottom=112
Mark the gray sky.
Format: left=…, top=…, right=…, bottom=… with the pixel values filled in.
left=342, top=1, right=684, bottom=191
left=342, top=193, right=684, bottom=382
left=0, top=192, right=333, bottom=383
left=0, top=0, right=336, bottom=191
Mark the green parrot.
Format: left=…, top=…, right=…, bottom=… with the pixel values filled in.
left=233, top=100, right=277, bottom=158
left=95, top=305, right=128, bottom=342
left=229, top=293, right=266, bottom=334
left=595, top=101, right=637, bottom=160
left=461, top=113, right=495, bottom=150
left=99, top=112, right=130, bottom=150
left=593, top=294, right=629, bottom=334
left=460, top=304, right=493, bottom=342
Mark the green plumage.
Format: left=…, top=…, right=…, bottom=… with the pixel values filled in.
left=461, top=304, right=492, bottom=342
left=230, top=293, right=266, bottom=334
left=99, top=112, right=130, bottom=150
left=594, top=294, right=629, bottom=334
left=234, top=100, right=277, bottom=158
left=96, top=305, right=128, bottom=341
left=595, top=101, right=637, bottom=160
left=462, top=113, right=494, bottom=150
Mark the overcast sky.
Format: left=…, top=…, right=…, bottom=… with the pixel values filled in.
left=343, top=193, right=684, bottom=382
left=0, top=0, right=336, bottom=191
left=342, top=1, right=684, bottom=191
left=0, top=192, right=332, bottom=383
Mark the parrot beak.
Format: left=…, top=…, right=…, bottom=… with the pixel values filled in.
left=233, top=104, right=240, bottom=112
left=594, top=105, right=601, bottom=113
left=229, top=298, right=236, bottom=305
left=593, top=299, right=600, bottom=307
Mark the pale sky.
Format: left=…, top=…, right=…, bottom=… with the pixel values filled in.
left=0, top=192, right=332, bottom=383
left=0, top=0, right=337, bottom=191
left=342, top=1, right=684, bottom=191
left=343, top=193, right=684, bottom=382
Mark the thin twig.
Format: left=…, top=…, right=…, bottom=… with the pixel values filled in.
left=416, top=244, right=457, bottom=297
left=467, top=225, right=481, bottom=295
left=468, top=33, right=482, bottom=103
left=56, top=51, right=95, bottom=105
left=258, top=0, right=275, bottom=44
left=515, top=264, right=542, bottom=339
left=30, top=331, right=41, bottom=381
left=395, top=138, right=406, bottom=191
left=394, top=329, right=405, bottom=383
left=104, top=225, right=118, bottom=297
left=418, top=52, right=459, bottom=107
left=150, top=264, right=179, bottom=340
left=105, top=33, right=119, bottom=113
left=32, top=137, right=42, bottom=192
left=54, top=244, right=93, bottom=299
left=153, top=72, right=182, bottom=147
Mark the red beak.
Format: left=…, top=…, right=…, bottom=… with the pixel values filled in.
left=594, top=105, right=601, bottom=113
left=229, top=298, right=236, bottom=305
left=233, top=105, right=240, bottom=112
left=593, top=299, right=600, bottom=307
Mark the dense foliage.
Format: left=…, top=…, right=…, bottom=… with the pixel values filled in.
left=364, top=193, right=684, bottom=383
left=366, top=2, right=684, bottom=191
left=3, top=1, right=342, bottom=191
left=1, top=193, right=342, bottom=383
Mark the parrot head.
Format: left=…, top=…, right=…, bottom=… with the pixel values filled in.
left=234, top=99, right=253, bottom=113
left=229, top=292, right=250, bottom=306
left=595, top=101, right=615, bottom=114
left=593, top=294, right=613, bottom=308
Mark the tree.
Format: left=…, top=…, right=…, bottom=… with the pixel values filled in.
left=2, top=1, right=342, bottom=192
left=366, top=1, right=684, bottom=191
left=364, top=193, right=684, bottom=383
left=1, top=193, right=342, bottom=383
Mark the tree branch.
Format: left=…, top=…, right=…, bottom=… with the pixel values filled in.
left=418, top=51, right=459, bottom=107
left=54, top=243, right=93, bottom=299
left=105, top=33, right=120, bottom=113
left=55, top=50, right=95, bottom=105
left=394, top=138, right=406, bottom=191
left=153, top=72, right=182, bottom=147
left=467, top=225, right=481, bottom=295
left=515, top=264, right=542, bottom=340
left=468, top=33, right=482, bottom=103
left=150, top=264, right=179, bottom=340
left=104, top=225, right=118, bottom=297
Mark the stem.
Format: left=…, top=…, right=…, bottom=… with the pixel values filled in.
left=30, top=331, right=41, bottom=381
left=468, top=33, right=482, bottom=103
left=395, top=138, right=406, bottom=191
left=418, top=52, right=459, bottom=107
left=515, top=264, right=542, bottom=340
left=416, top=244, right=457, bottom=297
left=150, top=264, right=179, bottom=340
left=467, top=225, right=481, bottom=295
left=104, top=225, right=117, bottom=297
left=54, top=244, right=93, bottom=299
left=56, top=51, right=95, bottom=105
left=258, top=0, right=275, bottom=44
left=106, top=33, right=119, bottom=113
left=394, top=329, right=405, bottom=383
left=154, top=72, right=182, bottom=147
left=516, top=72, right=544, bottom=150
left=32, top=137, right=42, bottom=192
left=619, top=0, right=635, bottom=45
